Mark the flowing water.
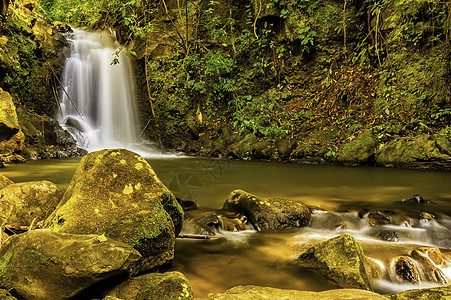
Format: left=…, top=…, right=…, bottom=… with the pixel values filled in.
left=58, top=29, right=144, bottom=153
left=2, top=158, right=451, bottom=296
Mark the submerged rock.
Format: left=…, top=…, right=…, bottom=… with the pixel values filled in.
left=298, top=234, right=372, bottom=290
left=44, top=149, right=184, bottom=274
left=0, top=181, right=64, bottom=228
left=223, top=189, right=311, bottom=231
left=105, top=271, right=193, bottom=300
left=0, top=229, right=141, bottom=300
left=377, top=230, right=399, bottom=242
left=402, top=194, right=429, bottom=204
left=198, top=285, right=386, bottom=300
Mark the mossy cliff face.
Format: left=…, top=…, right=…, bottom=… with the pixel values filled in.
left=44, top=148, right=184, bottom=274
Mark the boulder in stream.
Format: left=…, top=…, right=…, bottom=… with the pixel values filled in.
left=298, top=233, right=372, bottom=290
left=0, top=229, right=141, bottom=300
left=105, top=271, right=193, bottom=300
left=394, top=256, right=420, bottom=284
left=44, top=149, right=184, bottom=274
left=0, top=180, right=64, bottom=229
left=223, top=189, right=311, bottom=230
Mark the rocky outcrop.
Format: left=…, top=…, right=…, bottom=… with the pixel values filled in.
left=0, top=88, right=25, bottom=163
left=105, top=271, right=193, bottom=300
left=0, top=173, right=13, bottom=189
left=223, top=189, right=311, bottom=231
left=0, top=229, right=141, bottom=300
left=44, top=149, right=184, bottom=274
left=375, top=134, right=451, bottom=168
left=198, top=285, right=386, bottom=300
left=0, top=180, right=64, bottom=228
left=298, top=234, right=372, bottom=290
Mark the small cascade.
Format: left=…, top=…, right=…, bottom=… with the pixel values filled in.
left=58, top=29, right=140, bottom=153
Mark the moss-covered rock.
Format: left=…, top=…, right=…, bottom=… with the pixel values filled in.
left=388, top=285, right=451, bottom=300
left=298, top=234, right=372, bottom=290
left=375, top=134, right=451, bottom=168
left=0, top=180, right=63, bottom=228
left=223, top=189, right=311, bottom=231
left=44, top=148, right=184, bottom=274
left=338, top=129, right=377, bottom=165
left=0, top=88, right=25, bottom=158
left=0, top=229, right=141, bottom=300
left=106, top=271, right=193, bottom=299
left=0, top=289, right=17, bottom=300
left=198, top=285, right=386, bottom=300
left=0, top=174, right=13, bottom=190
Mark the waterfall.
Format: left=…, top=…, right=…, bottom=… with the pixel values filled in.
left=58, top=29, right=140, bottom=153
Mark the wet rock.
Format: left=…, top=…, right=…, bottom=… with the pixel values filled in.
left=223, top=189, right=311, bottom=231
left=44, top=149, right=184, bottom=275
left=377, top=230, right=399, bottom=242
left=338, top=129, right=377, bottom=165
left=402, top=194, right=429, bottom=204
left=395, top=256, right=420, bottom=284
left=0, top=181, right=64, bottom=228
left=410, top=247, right=448, bottom=284
left=419, top=212, right=437, bottom=221
left=105, top=271, right=193, bottom=300
left=0, top=229, right=141, bottom=300
left=411, top=247, right=444, bottom=265
left=176, top=197, right=198, bottom=211
left=199, top=285, right=386, bottom=300
left=0, top=88, right=25, bottom=159
left=0, top=173, right=13, bottom=190
left=219, top=214, right=248, bottom=232
left=188, top=213, right=222, bottom=235
left=388, top=285, right=451, bottom=299
left=298, top=234, right=372, bottom=290
left=366, top=210, right=391, bottom=226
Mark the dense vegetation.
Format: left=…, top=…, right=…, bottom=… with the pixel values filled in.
left=3, top=0, right=451, bottom=165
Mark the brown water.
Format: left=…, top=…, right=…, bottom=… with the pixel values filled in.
left=2, top=157, right=451, bottom=296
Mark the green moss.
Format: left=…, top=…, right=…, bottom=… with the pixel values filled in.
left=21, top=249, right=49, bottom=268
left=0, top=250, right=13, bottom=287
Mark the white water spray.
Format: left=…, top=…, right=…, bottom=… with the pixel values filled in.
left=58, top=29, right=143, bottom=153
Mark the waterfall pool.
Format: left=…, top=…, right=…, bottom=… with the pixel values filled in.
left=2, top=157, right=450, bottom=296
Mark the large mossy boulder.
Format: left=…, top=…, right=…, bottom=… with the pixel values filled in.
left=0, top=180, right=64, bottom=228
left=199, top=285, right=386, bottom=300
left=0, top=88, right=25, bottom=158
left=338, top=129, right=377, bottom=165
left=298, top=234, right=372, bottom=290
left=44, top=148, right=184, bottom=274
left=0, top=229, right=141, bottom=300
left=223, top=189, right=311, bottom=230
left=106, top=271, right=193, bottom=300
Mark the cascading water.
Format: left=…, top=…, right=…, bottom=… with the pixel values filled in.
left=58, top=29, right=140, bottom=153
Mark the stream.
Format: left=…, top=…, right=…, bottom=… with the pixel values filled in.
left=2, top=157, right=451, bottom=297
